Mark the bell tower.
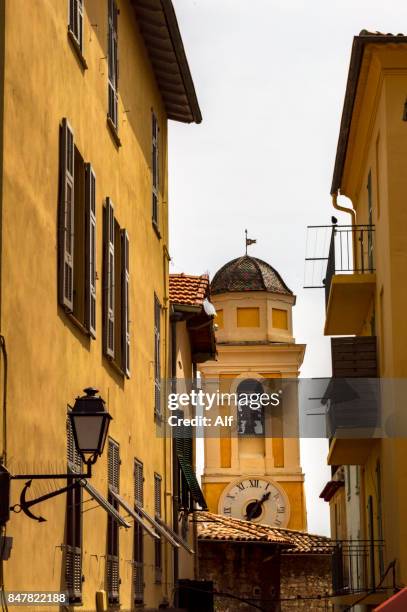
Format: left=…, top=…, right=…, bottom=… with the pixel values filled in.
left=200, top=254, right=307, bottom=530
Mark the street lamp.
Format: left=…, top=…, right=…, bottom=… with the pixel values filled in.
left=0, top=387, right=113, bottom=524
left=69, top=387, right=112, bottom=466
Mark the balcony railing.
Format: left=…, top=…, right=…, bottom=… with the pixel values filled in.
left=332, top=539, right=387, bottom=596
left=304, top=224, right=375, bottom=304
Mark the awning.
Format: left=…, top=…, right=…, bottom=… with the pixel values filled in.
left=155, top=515, right=194, bottom=554
left=81, top=480, right=130, bottom=528
left=109, top=489, right=159, bottom=540
left=177, top=454, right=207, bottom=509
left=135, top=504, right=180, bottom=548
left=375, top=588, right=407, bottom=611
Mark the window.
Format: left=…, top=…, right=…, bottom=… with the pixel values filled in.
left=103, top=199, right=130, bottom=377
left=236, top=307, right=260, bottom=327
left=58, top=119, right=97, bottom=338
left=237, top=379, right=265, bottom=436
left=272, top=308, right=288, bottom=330
left=154, top=473, right=162, bottom=583
left=68, top=0, right=83, bottom=51
left=107, top=439, right=120, bottom=605
left=152, top=113, right=159, bottom=227
left=154, top=295, right=161, bottom=418
left=133, top=460, right=144, bottom=605
left=107, top=0, right=118, bottom=130
left=65, top=416, right=82, bottom=604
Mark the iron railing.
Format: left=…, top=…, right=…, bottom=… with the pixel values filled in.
left=332, top=540, right=387, bottom=596
left=304, top=224, right=375, bottom=304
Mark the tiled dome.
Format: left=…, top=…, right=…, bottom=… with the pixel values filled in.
left=211, top=255, right=292, bottom=296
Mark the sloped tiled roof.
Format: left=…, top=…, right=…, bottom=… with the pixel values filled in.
left=196, top=512, right=333, bottom=554
left=196, top=512, right=291, bottom=545
left=169, top=273, right=209, bottom=307
left=211, top=255, right=292, bottom=296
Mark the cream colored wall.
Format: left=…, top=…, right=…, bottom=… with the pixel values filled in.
left=0, top=0, right=175, bottom=609
left=333, top=44, right=407, bottom=586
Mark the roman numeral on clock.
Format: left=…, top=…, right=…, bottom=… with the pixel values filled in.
left=249, top=479, right=259, bottom=488
left=236, top=482, right=245, bottom=491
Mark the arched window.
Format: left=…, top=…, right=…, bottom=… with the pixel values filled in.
left=237, top=379, right=264, bottom=436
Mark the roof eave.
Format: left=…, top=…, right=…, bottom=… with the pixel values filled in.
left=132, top=0, right=202, bottom=124
left=331, top=33, right=407, bottom=195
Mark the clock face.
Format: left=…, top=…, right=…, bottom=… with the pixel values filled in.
left=218, top=477, right=290, bottom=527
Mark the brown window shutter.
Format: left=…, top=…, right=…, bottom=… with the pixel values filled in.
left=154, top=296, right=161, bottom=417
left=69, top=0, right=83, bottom=50
left=108, top=0, right=118, bottom=128
left=154, top=473, right=161, bottom=518
left=59, top=118, right=75, bottom=312
left=152, top=113, right=159, bottom=224
left=108, top=438, right=120, bottom=493
left=121, top=230, right=130, bottom=377
left=134, top=459, right=143, bottom=507
left=85, top=164, right=96, bottom=338
left=104, top=199, right=115, bottom=358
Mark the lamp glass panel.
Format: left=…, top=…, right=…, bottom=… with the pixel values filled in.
left=72, top=415, right=104, bottom=452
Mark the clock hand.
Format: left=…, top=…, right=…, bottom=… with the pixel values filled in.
left=245, top=491, right=271, bottom=520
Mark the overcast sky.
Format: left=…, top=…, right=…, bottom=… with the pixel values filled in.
left=167, top=0, right=406, bottom=536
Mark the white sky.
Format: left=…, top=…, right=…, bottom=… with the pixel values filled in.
left=167, top=0, right=406, bottom=536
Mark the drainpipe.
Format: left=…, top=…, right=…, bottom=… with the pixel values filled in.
left=170, top=309, right=182, bottom=595
left=332, top=192, right=357, bottom=268
left=162, top=244, right=171, bottom=602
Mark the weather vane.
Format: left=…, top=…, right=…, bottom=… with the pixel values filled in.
left=245, top=229, right=257, bottom=255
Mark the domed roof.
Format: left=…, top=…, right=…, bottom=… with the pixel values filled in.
left=211, top=255, right=292, bottom=296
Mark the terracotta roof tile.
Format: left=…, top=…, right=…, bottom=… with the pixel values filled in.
left=196, top=512, right=333, bottom=554
left=169, top=274, right=210, bottom=307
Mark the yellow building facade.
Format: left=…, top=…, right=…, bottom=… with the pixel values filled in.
left=0, top=1, right=202, bottom=610
left=322, top=30, right=407, bottom=607
left=200, top=255, right=307, bottom=532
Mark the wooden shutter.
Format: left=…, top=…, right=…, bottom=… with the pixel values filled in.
left=154, top=474, right=161, bottom=518
left=331, top=337, right=377, bottom=378
left=104, top=199, right=115, bottom=358
left=134, top=460, right=143, bottom=507
left=154, top=296, right=161, bottom=417
left=108, top=0, right=118, bottom=128
left=121, top=230, right=130, bottom=377
left=133, top=459, right=144, bottom=602
left=108, top=439, right=120, bottom=493
left=107, top=438, right=120, bottom=604
left=69, top=0, right=83, bottom=50
left=66, top=545, right=82, bottom=602
left=154, top=472, right=162, bottom=580
left=152, top=114, right=159, bottom=224
left=66, top=414, right=82, bottom=603
left=67, top=416, right=82, bottom=473
left=85, top=164, right=96, bottom=338
left=59, top=118, right=75, bottom=312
